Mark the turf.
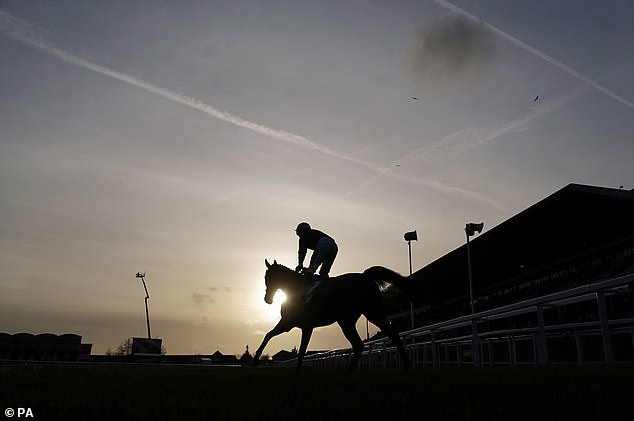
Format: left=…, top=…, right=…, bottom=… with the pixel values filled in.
left=1, top=365, right=633, bottom=420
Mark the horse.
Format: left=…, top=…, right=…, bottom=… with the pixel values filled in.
left=251, top=259, right=416, bottom=372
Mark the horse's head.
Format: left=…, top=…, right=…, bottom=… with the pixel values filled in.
left=264, top=259, right=297, bottom=304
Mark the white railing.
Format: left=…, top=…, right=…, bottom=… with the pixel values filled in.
left=293, top=273, right=634, bottom=368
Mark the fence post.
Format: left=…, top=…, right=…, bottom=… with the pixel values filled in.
left=508, top=333, right=517, bottom=366
left=382, top=342, right=387, bottom=369
left=574, top=328, right=585, bottom=365
left=471, top=321, right=481, bottom=367
left=536, top=304, right=548, bottom=365
left=487, top=338, right=494, bottom=367
left=456, top=342, right=462, bottom=366
left=631, top=326, right=634, bottom=359
left=596, top=291, right=613, bottom=362
left=414, top=343, right=419, bottom=368
left=431, top=330, right=438, bottom=367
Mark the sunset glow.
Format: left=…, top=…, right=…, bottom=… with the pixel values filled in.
left=1, top=0, right=632, bottom=356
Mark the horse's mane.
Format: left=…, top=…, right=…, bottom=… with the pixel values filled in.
left=275, top=263, right=296, bottom=273
left=270, top=262, right=299, bottom=279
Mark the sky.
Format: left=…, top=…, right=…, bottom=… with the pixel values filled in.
left=1, top=0, right=633, bottom=357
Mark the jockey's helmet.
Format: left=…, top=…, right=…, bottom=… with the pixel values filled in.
left=295, top=222, right=311, bottom=235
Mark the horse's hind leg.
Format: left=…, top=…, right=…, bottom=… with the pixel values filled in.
left=295, top=327, right=313, bottom=374
left=337, top=319, right=364, bottom=371
left=365, top=312, right=411, bottom=369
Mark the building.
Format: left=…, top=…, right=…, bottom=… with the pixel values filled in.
left=0, top=333, right=83, bottom=362
left=210, top=350, right=240, bottom=364
left=385, top=183, right=634, bottom=332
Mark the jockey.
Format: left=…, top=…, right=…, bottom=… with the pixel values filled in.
left=295, top=222, right=338, bottom=284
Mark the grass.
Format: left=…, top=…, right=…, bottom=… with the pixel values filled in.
left=1, top=365, right=633, bottom=420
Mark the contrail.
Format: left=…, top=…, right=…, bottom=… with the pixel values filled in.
left=344, top=83, right=589, bottom=206
left=0, top=9, right=503, bottom=208
left=0, top=11, right=382, bottom=167
left=0, top=10, right=365, bottom=166
left=431, top=0, right=634, bottom=111
left=343, top=168, right=506, bottom=211
left=418, top=82, right=591, bottom=158
left=468, top=84, right=591, bottom=149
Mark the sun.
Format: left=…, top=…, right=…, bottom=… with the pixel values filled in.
left=273, top=290, right=287, bottom=304
left=260, top=290, right=286, bottom=322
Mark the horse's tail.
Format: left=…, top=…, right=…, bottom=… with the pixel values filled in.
left=363, top=266, right=420, bottom=303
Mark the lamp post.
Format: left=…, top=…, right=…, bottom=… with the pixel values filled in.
left=465, top=222, right=483, bottom=367
left=135, top=272, right=152, bottom=339
left=465, top=223, right=484, bottom=314
left=404, top=230, right=418, bottom=330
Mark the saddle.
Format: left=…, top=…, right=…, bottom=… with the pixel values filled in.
left=301, top=273, right=330, bottom=304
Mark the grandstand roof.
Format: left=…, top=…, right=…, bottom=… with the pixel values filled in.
left=410, top=184, right=634, bottom=312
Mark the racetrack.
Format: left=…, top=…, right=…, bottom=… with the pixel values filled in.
left=1, top=365, right=633, bottom=420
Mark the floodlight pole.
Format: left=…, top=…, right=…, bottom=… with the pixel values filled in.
left=465, top=223, right=483, bottom=368
left=466, top=234, right=475, bottom=315
left=404, top=230, right=418, bottom=330
left=465, top=223, right=483, bottom=314
left=136, top=272, right=152, bottom=339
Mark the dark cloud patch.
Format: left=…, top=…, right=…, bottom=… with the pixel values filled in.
left=192, top=292, right=214, bottom=307
left=193, top=285, right=232, bottom=308
left=207, top=285, right=232, bottom=293
left=409, top=15, right=497, bottom=84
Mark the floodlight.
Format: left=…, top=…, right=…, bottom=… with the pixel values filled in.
left=465, top=222, right=484, bottom=237
left=404, top=230, right=418, bottom=242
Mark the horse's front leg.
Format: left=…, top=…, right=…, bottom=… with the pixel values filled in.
left=295, top=327, right=313, bottom=373
left=251, top=319, right=291, bottom=367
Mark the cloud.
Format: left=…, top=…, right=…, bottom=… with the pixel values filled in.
left=207, top=285, right=232, bottom=292
left=409, top=15, right=496, bottom=84
left=192, top=285, right=232, bottom=308
left=192, top=316, right=210, bottom=326
left=192, top=292, right=214, bottom=308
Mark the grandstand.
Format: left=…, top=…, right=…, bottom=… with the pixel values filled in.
left=385, top=184, right=634, bottom=328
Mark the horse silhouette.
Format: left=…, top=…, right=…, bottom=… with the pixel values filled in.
left=251, top=259, right=416, bottom=372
